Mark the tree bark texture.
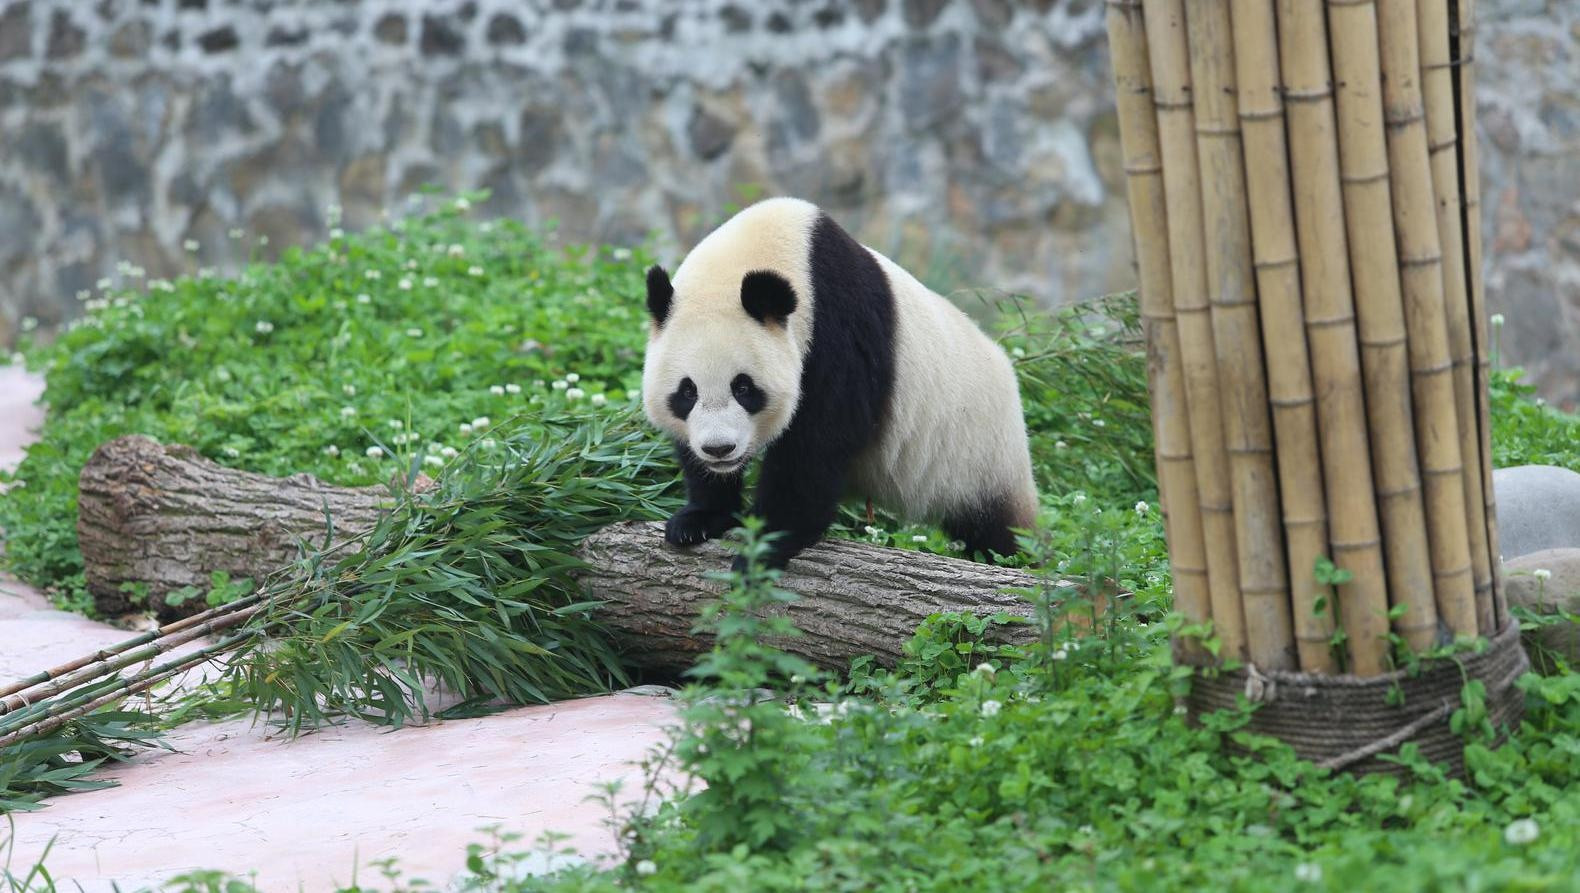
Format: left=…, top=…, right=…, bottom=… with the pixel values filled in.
left=77, top=435, right=398, bottom=617
left=579, top=521, right=1047, bottom=672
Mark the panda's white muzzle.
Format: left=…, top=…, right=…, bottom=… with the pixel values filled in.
left=689, top=403, right=754, bottom=474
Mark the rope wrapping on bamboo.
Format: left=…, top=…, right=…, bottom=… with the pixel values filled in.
left=1187, top=620, right=1528, bottom=777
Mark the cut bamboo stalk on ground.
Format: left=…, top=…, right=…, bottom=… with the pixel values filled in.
left=1231, top=0, right=1334, bottom=673
left=1418, top=0, right=1494, bottom=635
left=1327, top=0, right=1438, bottom=668
left=1142, top=0, right=1247, bottom=662
left=1455, top=0, right=1506, bottom=630
left=1375, top=0, right=1478, bottom=641
left=1184, top=0, right=1295, bottom=671
left=1274, top=0, right=1389, bottom=676
left=1106, top=0, right=1212, bottom=665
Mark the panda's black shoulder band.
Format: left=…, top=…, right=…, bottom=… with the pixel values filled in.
left=740, top=270, right=797, bottom=325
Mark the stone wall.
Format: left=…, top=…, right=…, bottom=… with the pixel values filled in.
left=1, top=0, right=1576, bottom=406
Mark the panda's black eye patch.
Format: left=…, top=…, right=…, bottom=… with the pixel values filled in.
left=668, top=377, right=698, bottom=420
left=731, top=374, right=766, bottom=414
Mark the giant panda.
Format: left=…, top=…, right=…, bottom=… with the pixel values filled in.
left=641, top=197, right=1039, bottom=572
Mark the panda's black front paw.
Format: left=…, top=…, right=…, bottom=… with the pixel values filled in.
left=730, top=547, right=793, bottom=576
left=664, top=508, right=736, bottom=547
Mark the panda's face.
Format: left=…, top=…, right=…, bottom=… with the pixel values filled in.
left=641, top=267, right=803, bottom=475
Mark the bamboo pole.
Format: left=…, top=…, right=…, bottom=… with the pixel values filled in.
left=1184, top=0, right=1296, bottom=672
left=1455, top=0, right=1506, bottom=630
left=1105, top=0, right=1213, bottom=664
left=1274, top=0, right=1391, bottom=675
left=1326, top=0, right=1439, bottom=667
left=1142, top=0, right=1247, bottom=663
left=1418, top=0, right=1494, bottom=635
left=1229, top=0, right=1335, bottom=673
left=1375, top=0, right=1479, bottom=641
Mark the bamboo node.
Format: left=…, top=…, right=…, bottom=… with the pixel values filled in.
left=1341, top=169, right=1391, bottom=186
left=1306, top=314, right=1357, bottom=329
left=1253, top=255, right=1299, bottom=271
left=1281, top=86, right=1334, bottom=103
left=1398, top=251, right=1444, bottom=269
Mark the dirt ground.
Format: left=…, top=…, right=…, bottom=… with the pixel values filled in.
left=0, top=365, right=679, bottom=891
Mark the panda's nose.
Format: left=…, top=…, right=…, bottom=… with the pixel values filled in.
left=700, top=442, right=736, bottom=459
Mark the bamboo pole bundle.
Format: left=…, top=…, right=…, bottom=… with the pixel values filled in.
left=1374, top=0, right=1479, bottom=640
left=1142, top=0, right=1248, bottom=662
left=1455, top=0, right=1507, bottom=630
left=1417, top=0, right=1494, bottom=635
left=1183, top=0, right=1296, bottom=671
left=1229, top=0, right=1334, bottom=673
left=1105, top=0, right=1213, bottom=664
left=1326, top=0, right=1440, bottom=664
left=1272, top=0, right=1391, bottom=676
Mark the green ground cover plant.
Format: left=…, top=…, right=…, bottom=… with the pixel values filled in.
left=2, top=201, right=1578, bottom=890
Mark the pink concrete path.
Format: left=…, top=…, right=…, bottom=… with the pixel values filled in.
left=0, top=365, right=680, bottom=891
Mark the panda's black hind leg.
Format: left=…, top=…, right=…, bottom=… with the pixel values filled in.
left=944, top=496, right=1023, bottom=563
left=664, top=443, right=744, bottom=547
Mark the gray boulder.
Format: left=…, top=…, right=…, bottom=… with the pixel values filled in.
left=1492, top=464, right=1580, bottom=560
left=1504, top=548, right=1580, bottom=670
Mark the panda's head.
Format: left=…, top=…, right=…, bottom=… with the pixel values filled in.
left=640, top=264, right=803, bottom=475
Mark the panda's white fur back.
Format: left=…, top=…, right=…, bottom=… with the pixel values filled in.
left=854, top=251, right=1038, bottom=527
left=644, top=196, right=1038, bottom=558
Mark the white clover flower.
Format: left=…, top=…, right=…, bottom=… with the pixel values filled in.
left=183, top=239, right=200, bottom=253
left=96, top=277, right=113, bottom=290
left=490, top=385, right=505, bottom=396
left=423, top=276, right=438, bottom=288
left=479, top=220, right=494, bottom=233
left=1073, top=494, right=1086, bottom=505
left=228, top=228, right=245, bottom=240
left=76, top=289, right=90, bottom=302
left=591, top=393, right=607, bottom=406
left=566, top=387, right=585, bottom=400
left=258, top=235, right=270, bottom=246
left=1011, top=347, right=1025, bottom=358
left=364, top=270, right=382, bottom=280
left=440, top=446, right=458, bottom=459
left=385, top=419, right=402, bottom=430
left=913, top=535, right=928, bottom=543
left=398, top=277, right=413, bottom=291
left=1052, top=648, right=1069, bottom=661
left=1173, top=704, right=1188, bottom=716
left=341, top=406, right=357, bottom=418
left=20, top=317, right=37, bottom=333
left=505, top=383, right=521, bottom=395
left=423, top=455, right=444, bottom=467
left=444, top=244, right=464, bottom=257
left=1055, top=440, right=1068, bottom=450
left=968, top=736, right=985, bottom=747
left=356, top=293, right=372, bottom=304
left=1533, top=568, right=1552, bottom=581
left=198, top=267, right=216, bottom=279
left=864, top=525, right=880, bottom=537
left=326, top=203, right=342, bottom=224
left=1092, top=418, right=1105, bottom=428
left=223, top=447, right=240, bottom=459
left=342, top=384, right=356, bottom=396
left=467, top=265, right=484, bottom=277
left=454, top=196, right=471, bottom=211
left=365, top=446, right=384, bottom=459
left=565, top=372, right=580, bottom=383
left=324, top=445, right=340, bottom=457
left=406, top=327, right=423, bottom=338
left=612, top=247, right=633, bottom=261
left=1490, top=313, right=1505, bottom=327
left=981, top=700, right=1002, bottom=717
left=635, top=859, right=656, bottom=877
left=1505, top=818, right=1539, bottom=846
left=254, top=320, right=274, bottom=334
left=552, top=379, right=569, bottom=391
left=1294, top=863, right=1322, bottom=884
left=479, top=437, right=496, bottom=449
left=472, top=416, right=490, bottom=428
left=329, top=227, right=344, bottom=240
left=975, top=662, right=996, bottom=677
left=1135, top=501, right=1150, bottom=516
left=459, top=422, right=474, bottom=436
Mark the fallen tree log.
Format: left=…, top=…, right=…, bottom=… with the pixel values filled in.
left=78, top=435, right=402, bottom=616
left=77, top=435, right=1054, bottom=671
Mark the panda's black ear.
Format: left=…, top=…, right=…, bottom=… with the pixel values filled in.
left=646, top=265, right=674, bottom=326
left=740, top=271, right=797, bottom=326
